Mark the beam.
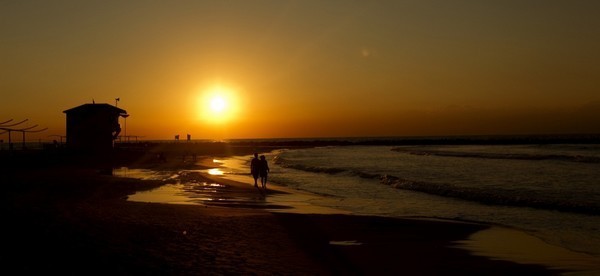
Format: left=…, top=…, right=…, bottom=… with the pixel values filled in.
left=0, top=119, right=28, bottom=127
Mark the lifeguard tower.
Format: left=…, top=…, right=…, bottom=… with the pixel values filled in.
left=63, top=103, right=127, bottom=151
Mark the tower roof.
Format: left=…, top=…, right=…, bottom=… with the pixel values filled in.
left=63, top=103, right=127, bottom=115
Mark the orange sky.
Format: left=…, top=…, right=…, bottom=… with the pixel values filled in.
left=2, top=1, right=600, bottom=140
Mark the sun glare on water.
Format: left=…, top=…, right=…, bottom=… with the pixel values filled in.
left=198, top=85, right=239, bottom=124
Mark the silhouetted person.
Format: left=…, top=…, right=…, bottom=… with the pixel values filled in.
left=259, top=155, right=270, bottom=190
left=250, top=153, right=260, bottom=187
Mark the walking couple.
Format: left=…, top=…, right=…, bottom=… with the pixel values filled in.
left=250, top=153, right=270, bottom=190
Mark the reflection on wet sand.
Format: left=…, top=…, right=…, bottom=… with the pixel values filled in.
left=112, top=167, right=173, bottom=180
left=456, top=227, right=600, bottom=274
left=120, top=166, right=345, bottom=214
left=207, top=168, right=224, bottom=175
left=121, top=168, right=287, bottom=209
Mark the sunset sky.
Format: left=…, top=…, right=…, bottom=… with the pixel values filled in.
left=2, top=1, right=599, bottom=140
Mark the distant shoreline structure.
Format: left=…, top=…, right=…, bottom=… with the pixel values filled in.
left=138, top=133, right=600, bottom=146
left=4, top=133, right=600, bottom=151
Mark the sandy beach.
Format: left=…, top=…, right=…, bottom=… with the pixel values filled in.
left=4, top=0, right=600, bottom=273
left=1, top=146, right=561, bottom=275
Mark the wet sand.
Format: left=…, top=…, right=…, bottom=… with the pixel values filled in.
left=1, top=150, right=560, bottom=275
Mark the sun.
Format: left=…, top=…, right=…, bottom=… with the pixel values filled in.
left=210, top=96, right=226, bottom=112
left=197, top=85, right=239, bottom=124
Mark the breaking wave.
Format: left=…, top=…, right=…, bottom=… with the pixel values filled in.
left=378, top=174, right=599, bottom=216
left=274, top=156, right=347, bottom=175
left=275, top=156, right=600, bottom=215
left=391, top=148, right=600, bottom=163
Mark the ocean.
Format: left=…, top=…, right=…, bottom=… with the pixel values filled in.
left=218, top=144, right=600, bottom=257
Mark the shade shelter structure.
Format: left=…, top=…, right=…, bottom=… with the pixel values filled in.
left=0, top=119, right=47, bottom=150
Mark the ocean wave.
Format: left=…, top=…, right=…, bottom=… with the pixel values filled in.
left=379, top=174, right=600, bottom=215
left=349, top=170, right=379, bottom=179
left=274, top=156, right=348, bottom=174
left=274, top=152, right=599, bottom=215
left=392, top=148, right=600, bottom=163
left=284, top=164, right=347, bottom=174
left=277, top=159, right=378, bottom=179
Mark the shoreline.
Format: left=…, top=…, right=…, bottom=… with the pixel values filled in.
left=2, top=150, right=568, bottom=275
left=124, top=154, right=572, bottom=274
left=129, top=155, right=600, bottom=274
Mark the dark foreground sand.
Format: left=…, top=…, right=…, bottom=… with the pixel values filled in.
left=1, top=150, right=559, bottom=275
